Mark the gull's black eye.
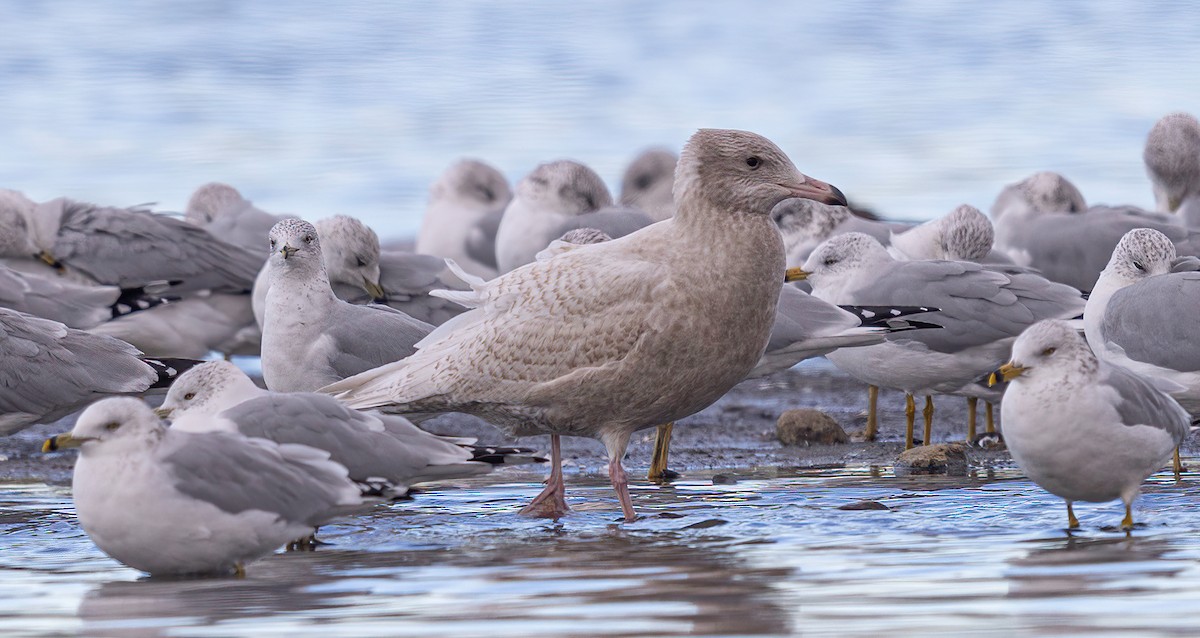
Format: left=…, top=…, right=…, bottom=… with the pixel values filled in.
left=304, top=235, right=313, bottom=244
left=183, top=392, right=195, bottom=401
left=746, top=156, right=762, bottom=169
left=1041, top=347, right=1057, bottom=356
left=823, top=257, right=838, bottom=267
left=269, top=239, right=276, bottom=248
left=355, top=256, right=367, bottom=268
left=104, top=422, right=121, bottom=431
left=1133, top=261, right=1145, bottom=272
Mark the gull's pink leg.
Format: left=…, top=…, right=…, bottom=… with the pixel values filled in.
left=609, top=455, right=636, bottom=522
left=519, top=434, right=569, bottom=519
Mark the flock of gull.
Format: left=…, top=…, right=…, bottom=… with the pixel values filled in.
left=5, top=112, right=1200, bottom=577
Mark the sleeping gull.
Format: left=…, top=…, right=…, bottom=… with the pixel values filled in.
left=0, top=191, right=263, bottom=294
left=185, top=182, right=295, bottom=253
left=619, top=147, right=678, bottom=222
left=1144, top=112, right=1200, bottom=225
left=0, top=308, right=198, bottom=435
left=321, top=128, right=847, bottom=521
left=157, top=361, right=544, bottom=493
left=42, top=397, right=375, bottom=577
left=791, top=232, right=1084, bottom=448
left=493, top=159, right=617, bottom=273
left=416, top=158, right=513, bottom=279
left=770, top=197, right=910, bottom=266
left=989, top=172, right=1200, bottom=291
left=994, top=319, right=1190, bottom=530
left=260, top=219, right=433, bottom=392
left=889, top=204, right=1016, bottom=266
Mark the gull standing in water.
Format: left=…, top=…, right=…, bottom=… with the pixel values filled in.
left=322, top=129, right=847, bottom=522
left=995, top=320, right=1190, bottom=531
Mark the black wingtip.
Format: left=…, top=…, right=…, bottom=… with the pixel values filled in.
left=466, top=445, right=549, bottom=465
left=141, top=357, right=206, bottom=388
left=838, top=305, right=940, bottom=328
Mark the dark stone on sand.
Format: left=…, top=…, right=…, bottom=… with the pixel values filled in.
left=837, top=500, right=890, bottom=511
left=894, top=443, right=968, bottom=476
left=712, top=474, right=737, bottom=485
left=776, top=409, right=848, bottom=446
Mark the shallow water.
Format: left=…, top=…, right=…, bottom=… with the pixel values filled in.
left=5, top=464, right=1200, bottom=637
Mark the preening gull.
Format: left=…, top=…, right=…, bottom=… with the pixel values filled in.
left=157, top=361, right=544, bottom=493
left=1144, top=112, right=1200, bottom=226
left=619, top=147, right=678, bottom=222
left=995, top=320, right=1190, bottom=530
left=416, top=158, right=513, bottom=279
left=185, top=182, right=295, bottom=254
left=260, top=219, right=433, bottom=392
left=322, top=128, right=847, bottom=522
left=43, top=397, right=374, bottom=577
left=494, top=159, right=616, bottom=273
left=0, top=308, right=198, bottom=435
left=0, top=192, right=263, bottom=294
left=792, top=232, right=1084, bottom=448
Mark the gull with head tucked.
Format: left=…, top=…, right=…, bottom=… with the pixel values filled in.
left=322, top=128, right=846, bottom=522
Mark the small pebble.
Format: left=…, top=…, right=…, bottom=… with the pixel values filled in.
left=712, top=474, right=737, bottom=485
left=838, top=500, right=890, bottom=511
left=683, top=518, right=728, bottom=530
left=776, top=409, right=848, bottom=446
left=894, top=443, right=969, bottom=477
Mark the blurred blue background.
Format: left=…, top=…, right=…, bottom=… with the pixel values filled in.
left=1, top=1, right=1197, bottom=237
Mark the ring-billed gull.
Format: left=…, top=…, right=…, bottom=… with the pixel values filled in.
left=888, top=204, right=1017, bottom=266
left=994, top=319, right=1190, bottom=531
left=42, top=397, right=375, bottom=577
left=416, top=158, right=513, bottom=279
left=989, top=172, right=1200, bottom=291
left=1144, top=112, right=1200, bottom=224
left=792, top=232, right=1084, bottom=448
left=157, top=361, right=544, bottom=493
left=322, top=128, right=847, bottom=521
left=0, top=264, right=171, bottom=329
left=0, top=191, right=263, bottom=294
left=0, top=308, right=198, bottom=435
left=261, top=219, right=433, bottom=392
left=253, top=216, right=463, bottom=330
left=619, top=147, right=678, bottom=222
left=494, top=159, right=616, bottom=273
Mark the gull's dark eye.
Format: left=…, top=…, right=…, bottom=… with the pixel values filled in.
left=1133, top=261, right=1145, bottom=272
left=104, top=422, right=121, bottom=431
left=304, top=235, right=313, bottom=244
left=183, top=392, right=195, bottom=401
left=269, top=239, right=276, bottom=248
left=823, top=257, right=838, bottom=267
left=355, top=256, right=367, bottom=268
left=1041, top=347, right=1057, bottom=356
left=746, top=156, right=762, bottom=169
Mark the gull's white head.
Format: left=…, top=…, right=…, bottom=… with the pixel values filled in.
left=675, top=129, right=846, bottom=221
left=770, top=198, right=852, bottom=251
left=45, top=397, right=165, bottom=455
left=513, top=160, right=613, bottom=216
left=185, top=182, right=248, bottom=225
left=429, top=158, right=512, bottom=213
left=1143, top=112, right=1200, bottom=213
left=990, top=172, right=1087, bottom=221
left=267, top=219, right=325, bottom=275
left=0, top=189, right=39, bottom=258
left=619, top=147, right=677, bottom=218
left=1102, top=228, right=1176, bottom=286
left=1006, top=319, right=1096, bottom=383
left=799, top=232, right=892, bottom=286
left=158, top=361, right=264, bottom=420
left=314, top=215, right=383, bottom=299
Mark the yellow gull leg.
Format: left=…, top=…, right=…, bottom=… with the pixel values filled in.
left=647, top=422, right=675, bottom=480
left=922, top=396, right=934, bottom=446
left=966, top=397, right=977, bottom=441
left=904, top=394, right=916, bottom=450
left=865, top=385, right=879, bottom=442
